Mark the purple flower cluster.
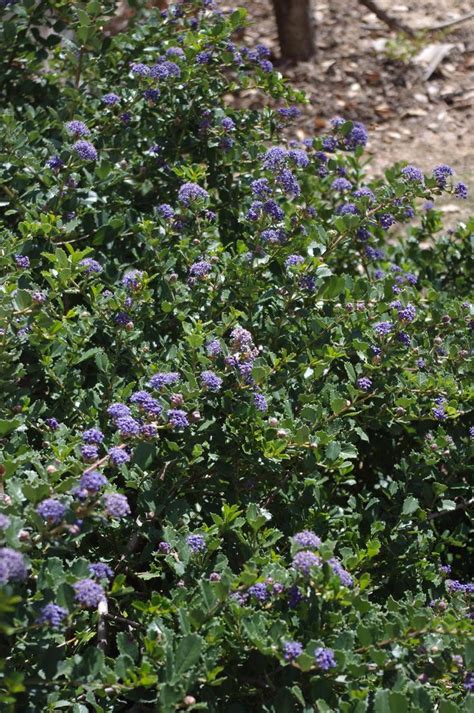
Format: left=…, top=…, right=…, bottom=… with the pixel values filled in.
left=337, top=203, right=358, bottom=216
left=292, top=550, right=321, bottom=575
left=74, top=578, right=105, bottom=607
left=148, top=372, right=181, bottom=390
left=107, top=402, right=131, bottom=420
left=454, top=181, right=468, bottom=199
left=186, top=534, right=206, bottom=553
left=82, top=428, right=104, bottom=444
left=345, top=122, right=368, bottom=150
left=66, top=120, right=90, bottom=137
left=0, top=514, right=11, bottom=530
left=15, top=254, right=30, bottom=268
left=285, top=254, right=304, bottom=269
left=158, top=203, right=175, bottom=219
left=277, top=106, right=301, bottom=121
left=283, top=641, right=303, bottom=661
left=356, top=377, right=372, bottom=391
left=276, top=168, right=300, bottom=197
left=122, top=270, right=143, bottom=290
left=446, top=579, right=474, bottom=594
left=80, top=258, right=102, bottom=274
left=167, top=409, right=189, bottom=428
left=206, top=339, right=221, bottom=357
left=293, top=530, right=321, bottom=549
left=248, top=582, right=269, bottom=602
left=331, top=177, right=352, bottom=192
left=353, top=187, right=375, bottom=202
left=378, top=213, right=395, bottom=230
left=108, top=446, right=130, bottom=466
left=374, top=321, right=394, bottom=336
left=73, top=140, right=97, bottom=161
left=103, top=493, right=131, bottom=518
left=89, top=563, right=114, bottom=580
left=398, top=304, right=416, bottom=322
left=253, top=392, right=268, bottom=412
left=46, top=155, right=65, bottom=171
left=0, top=548, right=27, bottom=583
left=201, top=370, right=223, bottom=392
left=432, top=164, right=453, bottom=187
left=102, top=93, right=120, bottom=105
left=432, top=399, right=446, bottom=421
left=401, top=165, right=424, bottom=183
left=262, top=147, right=288, bottom=172
left=328, top=558, right=353, bottom=587
left=251, top=178, right=272, bottom=198
left=314, top=647, right=337, bottom=671
left=79, top=470, right=108, bottom=493
left=464, top=672, right=474, bottom=693
left=178, top=182, right=209, bottom=206
left=189, top=260, right=212, bottom=278
left=115, top=415, right=140, bottom=438
left=261, top=228, right=285, bottom=244
left=130, top=391, right=162, bottom=416
left=36, top=499, right=65, bottom=524
left=37, top=603, right=68, bottom=628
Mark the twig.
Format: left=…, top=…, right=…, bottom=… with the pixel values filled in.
left=429, top=498, right=473, bottom=520
left=97, top=598, right=108, bottom=651
left=103, top=613, right=143, bottom=630
left=358, top=0, right=416, bottom=38
left=423, top=11, right=474, bottom=32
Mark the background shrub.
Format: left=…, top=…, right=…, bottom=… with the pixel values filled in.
left=0, top=1, right=473, bottom=710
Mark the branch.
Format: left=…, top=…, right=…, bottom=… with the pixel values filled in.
left=429, top=498, right=474, bottom=521
left=97, top=598, right=108, bottom=651
left=423, top=11, right=474, bottom=32
left=358, top=0, right=416, bottom=38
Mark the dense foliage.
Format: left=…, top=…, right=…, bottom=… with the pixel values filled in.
left=0, top=1, right=473, bottom=711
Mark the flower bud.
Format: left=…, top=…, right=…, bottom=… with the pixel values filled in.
left=125, top=321, right=134, bottom=331
left=209, top=572, right=221, bottom=582
left=277, top=429, right=287, bottom=438
left=183, top=696, right=196, bottom=707
left=169, top=273, right=178, bottom=283
left=46, top=465, right=57, bottom=474
left=268, top=417, right=278, bottom=427
left=190, top=410, right=201, bottom=423
left=170, top=393, right=184, bottom=407
left=18, top=529, right=30, bottom=542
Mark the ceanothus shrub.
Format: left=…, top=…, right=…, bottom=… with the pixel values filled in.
left=0, top=1, right=473, bottom=710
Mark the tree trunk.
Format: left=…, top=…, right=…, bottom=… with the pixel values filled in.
left=272, top=0, right=315, bottom=62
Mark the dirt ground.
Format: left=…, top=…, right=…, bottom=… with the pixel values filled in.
left=225, top=0, right=474, bottom=219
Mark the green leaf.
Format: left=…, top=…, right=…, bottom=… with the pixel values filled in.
left=389, top=692, right=408, bottom=713
left=0, top=418, right=21, bottom=436
left=373, top=690, right=390, bottom=713
left=246, top=503, right=272, bottom=532
left=174, top=634, right=203, bottom=676
left=438, top=701, right=459, bottom=713
left=402, top=497, right=419, bottom=515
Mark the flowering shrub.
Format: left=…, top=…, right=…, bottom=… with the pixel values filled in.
left=0, top=1, right=473, bottom=710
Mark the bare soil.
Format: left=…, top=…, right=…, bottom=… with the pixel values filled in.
left=226, top=0, right=474, bottom=218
